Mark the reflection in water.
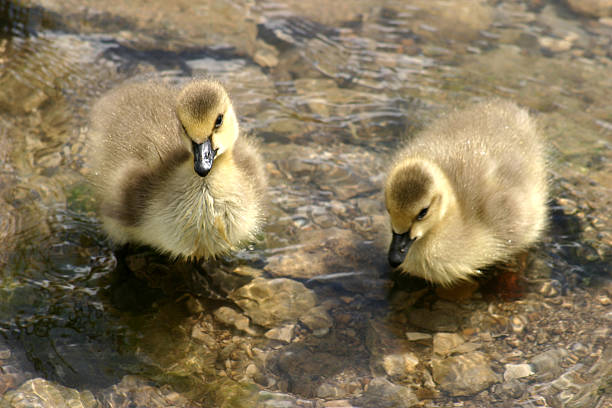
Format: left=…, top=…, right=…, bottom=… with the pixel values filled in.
left=0, top=0, right=610, bottom=407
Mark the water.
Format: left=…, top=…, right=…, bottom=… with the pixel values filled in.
left=0, top=0, right=610, bottom=407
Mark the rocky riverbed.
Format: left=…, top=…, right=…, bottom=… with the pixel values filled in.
left=0, top=0, right=610, bottom=407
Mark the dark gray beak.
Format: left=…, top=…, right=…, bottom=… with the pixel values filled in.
left=388, top=231, right=415, bottom=267
left=193, top=139, right=216, bottom=177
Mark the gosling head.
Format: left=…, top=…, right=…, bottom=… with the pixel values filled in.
left=177, top=80, right=239, bottom=177
left=384, top=159, right=454, bottom=269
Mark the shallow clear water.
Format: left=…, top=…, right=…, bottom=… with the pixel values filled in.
left=0, top=0, right=610, bottom=407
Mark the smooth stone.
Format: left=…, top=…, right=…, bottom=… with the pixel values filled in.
left=230, top=278, right=317, bottom=328
left=2, top=378, right=98, bottom=408
left=408, top=308, right=460, bottom=332
left=265, top=324, right=295, bottom=343
left=214, top=306, right=256, bottom=335
left=432, top=351, right=501, bottom=396
left=274, top=348, right=346, bottom=397
left=299, top=306, right=333, bottom=337
left=566, top=0, right=612, bottom=18
left=99, top=375, right=194, bottom=407
left=412, top=0, right=493, bottom=41
left=405, top=332, right=432, bottom=342
left=503, top=363, right=534, bottom=381
left=354, top=377, right=418, bottom=408
left=433, top=333, right=465, bottom=356
left=382, top=353, right=420, bottom=377
left=530, top=348, right=569, bottom=381
left=253, top=39, right=280, bottom=68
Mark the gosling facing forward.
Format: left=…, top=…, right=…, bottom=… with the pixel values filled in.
left=87, top=79, right=266, bottom=259
left=385, top=100, right=547, bottom=285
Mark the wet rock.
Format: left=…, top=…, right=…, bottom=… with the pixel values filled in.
left=432, top=352, right=501, bottom=396
left=214, top=306, right=257, bottom=335
left=366, top=320, right=415, bottom=374
left=274, top=347, right=346, bottom=397
left=408, top=308, right=461, bottom=332
left=253, top=39, right=280, bottom=68
left=538, top=279, right=562, bottom=297
left=405, top=332, right=432, bottom=342
left=354, top=377, right=418, bottom=408
left=191, top=319, right=218, bottom=349
left=530, top=348, right=569, bottom=381
left=323, top=399, right=356, bottom=407
left=256, top=390, right=315, bottom=408
left=230, top=278, right=317, bottom=328
left=539, top=35, right=575, bottom=53
left=433, top=333, right=465, bottom=356
left=100, top=375, right=198, bottom=407
left=492, top=379, right=527, bottom=399
left=503, top=363, right=534, bottom=381
left=382, top=353, right=419, bottom=377
left=316, top=382, right=349, bottom=399
left=265, top=324, right=295, bottom=343
left=562, top=345, right=612, bottom=408
left=412, top=0, right=493, bottom=42
left=510, top=314, right=528, bottom=334
left=1, top=378, right=98, bottom=407
left=299, top=305, right=333, bottom=337
left=565, top=0, right=612, bottom=18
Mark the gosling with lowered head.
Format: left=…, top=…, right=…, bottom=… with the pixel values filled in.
left=385, top=100, right=547, bottom=286
left=87, top=79, right=266, bottom=260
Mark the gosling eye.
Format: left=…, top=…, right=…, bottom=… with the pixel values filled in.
left=416, top=207, right=429, bottom=221
left=214, top=114, right=223, bottom=129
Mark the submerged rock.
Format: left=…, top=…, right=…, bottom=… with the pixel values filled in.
left=503, top=363, right=534, bottom=381
left=1, top=378, right=98, bottom=408
left=408, top=308, right=461, bottom=332
left=213, top=306, right=257, bottom=335
left=432, top=351, right=501, bottom=396
left=354, top=377, right=418, bottom=408
left=530, top=348, right=569, bottom=381
left=265, top=324, right=295, bottom=343
left=230, top=278, right=317, bottom=328
left=299, top=305, right=333, bottom=337
left=382, top=353, right=420, bottom=377
left=565, top=0, right=612, bottom=18
left=432, top=333, right=465, bottom=356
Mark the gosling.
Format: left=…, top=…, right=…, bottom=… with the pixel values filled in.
left=87, top=79, right=266, bottom=260
left=385, top=100, right=547, bottom=286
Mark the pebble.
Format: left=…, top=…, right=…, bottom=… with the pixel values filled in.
left=323, top=400, right=355, bottom=408
left=253, top=39, right=280, bottom=68
left=492, top=379, right=526, bottom=399
left=510, top=315, right=528, bottom=334
left=214, top=307, right=257, bottom=335
left=538, top=280, right=562, bottom=297
left=355, top=377, right=418, bottom=408
left=1, top=378, right=98, bottom=408
left=299, top=306, right=333, bottom=337
left=596, top=294, right=611, bottom=305
left=433, top=333, right=465, bottom=356
left=530, top=348, right=569, bottom=381
left=503, top=363, right=534, bottom=381
left=432, top=352, right=501, bottom=396
left=265, top=324, right=295, bottom=343
left=566, top=0, right=612, bottom=18
left=382, top=353, right=419, bottom=377
left=405, top=332, right=432, bottom=342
